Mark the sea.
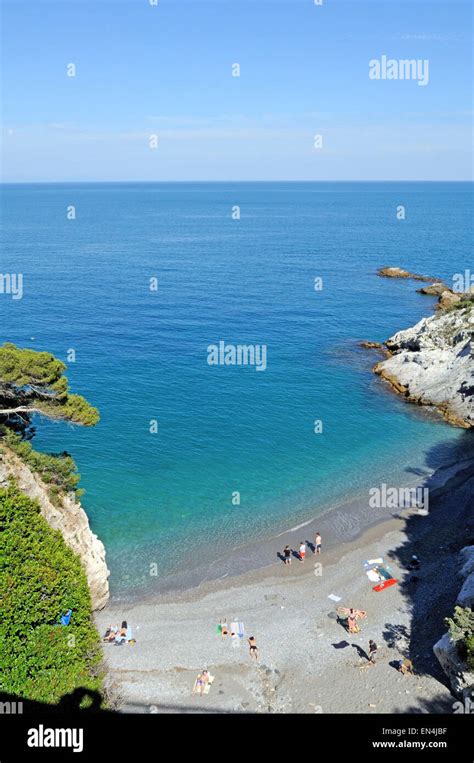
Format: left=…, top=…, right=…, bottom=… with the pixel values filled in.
left=1, top=181, right=472, bottom=597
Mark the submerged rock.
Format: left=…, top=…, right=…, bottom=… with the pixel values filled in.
left=377, top=266, right=435, bottom=282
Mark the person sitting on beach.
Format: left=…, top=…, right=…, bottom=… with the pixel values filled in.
left=114, top=621, right=128, bottom=645
left=346, top=608, right=366, bottom=634
left=220, top=619, right=229, bottom=638
left=248, top=636, right=259, bottom=660
left=193, top=669, right=209, bottom=696
left=336, top=607, right=367, bottom=634
left=283, top=545, right=292, bottom=565
left=348, top=610, right=359, bottom=634
left=103, top=625, right=118, bottom=642
left=398, top=658, right=414, bottom=675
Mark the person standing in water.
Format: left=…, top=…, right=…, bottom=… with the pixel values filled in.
left=315, top=533, right=322, bottom=555
left=299, top=541, right=306, bottom=563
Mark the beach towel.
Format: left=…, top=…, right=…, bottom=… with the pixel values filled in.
left=59, top=609, right=72, bottom=626
left=193, top=673, right=214, bottom=695
left=364, top=558, right=383, bottom=568
left=231, top=621, right=245, bottom=637
left=216, top=624, right=222, bottom=635
left=376, top=566, right=394, bottom=581
left=202, top=674, right=214, bottom=695
left=373, top=578, right=398, bottom=592
left=366, top=569, right=381, bottom=583
left=328, top=594, right=342, bottom=602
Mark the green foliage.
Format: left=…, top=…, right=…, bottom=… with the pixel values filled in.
left=58, top=393, right=100, bottom=428
left=0, top=343, right=66, bottom=388
left=446, top=606, right=474, bottom=670
left=444, top=297, right=474, bottom=314
left=0, top=484, right=103, bottom=705
left=3, top=431, right=84, bottom=503
left=0, top=343, right=99, bottom=426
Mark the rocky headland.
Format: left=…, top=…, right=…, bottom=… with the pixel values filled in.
left=368, top=268, right=474, bottom=428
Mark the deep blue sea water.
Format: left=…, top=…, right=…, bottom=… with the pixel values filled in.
left=1, top=182, right=472, bottom=596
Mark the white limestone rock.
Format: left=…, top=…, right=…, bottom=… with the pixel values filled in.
left=374, top=306, right=474, bottom=428
left=433, top=632, right=474, bottom=700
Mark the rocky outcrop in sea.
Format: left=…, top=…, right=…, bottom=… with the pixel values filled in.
left=363, top=267, right=474, bottom=429
left=374, top=305, right=473, bottom=428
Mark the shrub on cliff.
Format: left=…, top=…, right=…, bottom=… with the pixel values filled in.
left=446, top=606, right=474, bottom=671
left=3, top=430, right=84, bottom=502
left=0, top=485, right=103, bottom=706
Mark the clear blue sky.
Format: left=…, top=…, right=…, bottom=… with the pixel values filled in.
left=1, top=0, right=472, bottom=181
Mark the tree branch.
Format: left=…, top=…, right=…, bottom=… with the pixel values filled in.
left=0, top=406, right=44, bottom=415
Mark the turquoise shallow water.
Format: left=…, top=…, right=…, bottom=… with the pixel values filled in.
left=0, top=182, right=471, bottom=596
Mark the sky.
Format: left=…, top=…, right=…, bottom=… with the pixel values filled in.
left=0, top=0, right=472, bottom=182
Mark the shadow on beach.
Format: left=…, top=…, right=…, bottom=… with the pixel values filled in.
left=0, top=688, right=237, bottom=715
left=383, top=430, right=474, bottom=687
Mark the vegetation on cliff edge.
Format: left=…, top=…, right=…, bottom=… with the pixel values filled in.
left=0, top=484, right=103, bottom=705
left=0, top=343, right=99, bottom=427
left=446, top=605, right=474, bottom=671
left=2, top=430, right=84, bottom=503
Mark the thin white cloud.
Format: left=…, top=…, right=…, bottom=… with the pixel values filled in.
left=394, top=32, right=465, bottom=41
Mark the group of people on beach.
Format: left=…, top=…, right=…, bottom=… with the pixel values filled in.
left=336, top=605, right=414, bottom=673
left=282, top=533, right=322, bottom=565
left=102, top=621, right=135, bottom=645
left=192, top=531, right=417, bottom=699
left=218, top=618, right=259, bottom=660
left=193, top=622, right=259, bottom=696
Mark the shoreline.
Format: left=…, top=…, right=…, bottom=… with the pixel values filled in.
left=95, top=452, right=474, bottom=713
left=106, top=448, right=469, bottom=607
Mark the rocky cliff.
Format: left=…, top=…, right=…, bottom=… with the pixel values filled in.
left=0, top=446, right=109, bottom=610
left=373, top=305, right=473, bottom=428
left=434, top=546, right=474, bottom=699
